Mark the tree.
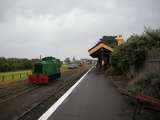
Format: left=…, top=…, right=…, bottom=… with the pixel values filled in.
left=111, top=28, right=160, bottom=74
left=64, top=57, right=71, bottom=64
left=72, top=56, right=76, bottom=63
left=100, top=36, right=117, bottom=48
left=0, top=57, right=39, bottom=72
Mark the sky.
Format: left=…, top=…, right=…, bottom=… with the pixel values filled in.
left=0, top=0, right=160, bottom=60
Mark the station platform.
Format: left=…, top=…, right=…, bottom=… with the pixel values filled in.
left=40, top=68, right=130, bottom=120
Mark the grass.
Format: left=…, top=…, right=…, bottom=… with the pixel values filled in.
left=0, top=70, right=32, bottom=84
left=61, top=64, right=68, bottom=72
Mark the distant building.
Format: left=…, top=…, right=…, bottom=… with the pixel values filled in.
left=115, top=35, right=124, bottom=45
left=81, top=59, right=96, bottom=65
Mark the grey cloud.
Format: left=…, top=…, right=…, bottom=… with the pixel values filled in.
left=0, top=0, right=160, bottom=59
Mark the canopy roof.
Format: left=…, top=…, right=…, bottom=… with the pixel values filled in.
left=88, top=42, right=113, bottom=58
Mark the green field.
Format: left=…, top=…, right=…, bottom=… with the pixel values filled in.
left=0, top=70, right=32, bottom=84
left=61, top=64, right=68, bottom=72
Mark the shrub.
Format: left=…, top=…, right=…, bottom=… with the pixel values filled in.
left=111, top=28, right=160, bottom=74
left=127, top=72, right=160, bottom=98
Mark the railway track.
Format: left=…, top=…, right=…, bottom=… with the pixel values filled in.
left=0, top=67, right=78, bottom=102
left=0, top=85, right=39, bottom=104
left=16, top=69, right=89, bottom=120
left=17, top=84, right=68, bottom=120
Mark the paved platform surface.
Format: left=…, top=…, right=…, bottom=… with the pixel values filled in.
left=48, top=69, right=130, bottom=120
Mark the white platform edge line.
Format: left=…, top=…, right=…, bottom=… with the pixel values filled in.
left=38, top=66, right=93, bottom=120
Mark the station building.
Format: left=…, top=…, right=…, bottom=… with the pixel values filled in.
left=88, top=35, right=124, bottom=70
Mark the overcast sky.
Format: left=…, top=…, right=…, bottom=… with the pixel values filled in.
left=0, top=0, right=160, bottom=60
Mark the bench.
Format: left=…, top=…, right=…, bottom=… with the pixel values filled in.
left=132, top=94, right=160, bottom=120
left=120, top=89, right=160, bottom=120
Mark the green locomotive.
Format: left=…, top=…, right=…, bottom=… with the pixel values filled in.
left=29, top=57, right=62, bottom=84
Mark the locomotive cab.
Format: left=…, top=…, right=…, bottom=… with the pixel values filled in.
left=34, top=63, right=43, bottom=74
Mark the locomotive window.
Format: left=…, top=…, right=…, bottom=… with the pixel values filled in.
left=34, top=64, right=43, bottom=73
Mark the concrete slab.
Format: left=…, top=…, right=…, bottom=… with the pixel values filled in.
left=47, top=69, right=130, bottom=120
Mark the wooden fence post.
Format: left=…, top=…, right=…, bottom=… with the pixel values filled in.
left=12, top=74, right=14, bottom=79
left=2, top=76, right=5, bottom=82
left=20, top=73, right=21, bottom=78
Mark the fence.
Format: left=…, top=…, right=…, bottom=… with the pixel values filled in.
left=125, top=49, right=160, bottom=79
left=145, top=48, right=160, bottom=73
left=0, top=71, right=32, bottom=82
left=145, top=59, right=160, bottom=73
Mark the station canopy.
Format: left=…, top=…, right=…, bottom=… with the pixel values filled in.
left=88, top=42, right=113, bottom=58
left=88, top=35, right=125, bottom=58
